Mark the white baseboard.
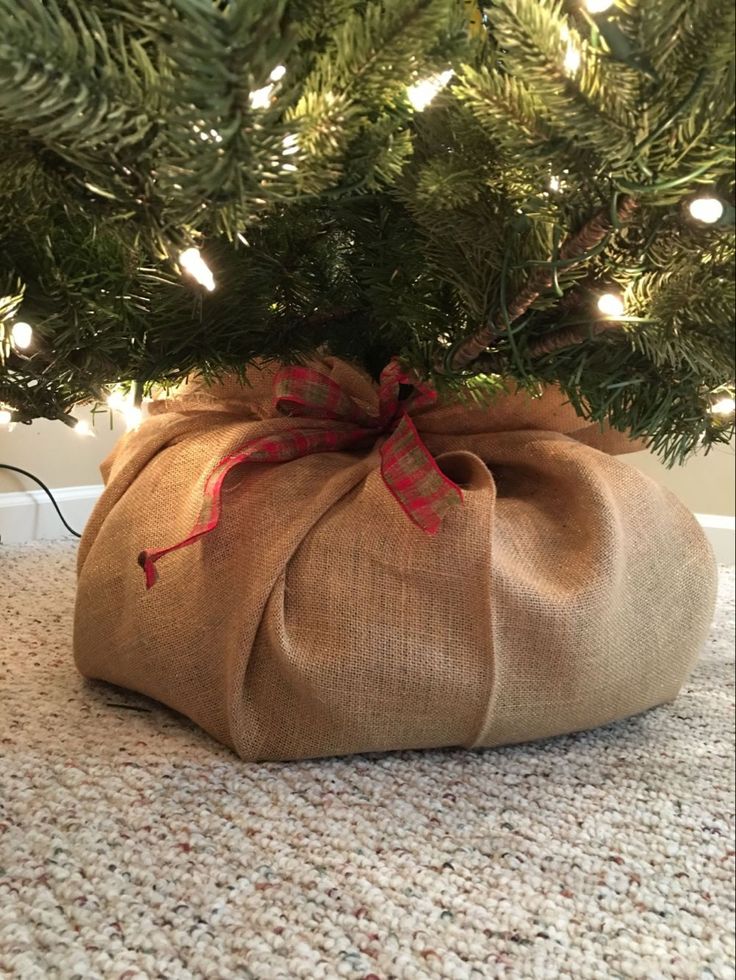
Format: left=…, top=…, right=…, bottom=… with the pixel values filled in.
left=0, top=484, right=734, bottom=563
left=0, top=484, right=103, bottom=544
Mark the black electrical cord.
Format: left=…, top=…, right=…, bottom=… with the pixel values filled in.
left=0, top=464, right=82, bottom=538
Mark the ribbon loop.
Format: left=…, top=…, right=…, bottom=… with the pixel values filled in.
left=273, top=365, right=374, bottom=426
left=139, top=360, right=463, bottom=588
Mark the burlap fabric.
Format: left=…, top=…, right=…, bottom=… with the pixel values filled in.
left=74, top=356, right=717, bottom=762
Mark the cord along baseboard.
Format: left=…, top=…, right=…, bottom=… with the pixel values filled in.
left=0, top=484, right=102, bottom=545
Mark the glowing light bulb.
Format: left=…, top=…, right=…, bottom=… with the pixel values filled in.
left=74, top=419, right=94, bottom=437
left=0, top=408, right=12, bottom=425
left=11, top=321, right=33, bottom=349
left=269, top=64, right=287, bottom=82
left=688, top=196, right=724, bottom=224
left=107, top=389, right=127, bottom=411
left=179, top=248, right=216, bottom=291
left=282, top=133, right=300, bottom=156
left=406, top=69, right=453, bottom=111
left=249, top=84, right=274, bottom=110
left=564, top=43, right=581, bottom=75
left=123, top=405, right=143, bottom=430
left=586, top=0, right=613, bottom=12
left=549, top=175, right=561, bottom=192
left=710, top=396, right=735, bottom=416
left=597, top=292, right=625, bottom=318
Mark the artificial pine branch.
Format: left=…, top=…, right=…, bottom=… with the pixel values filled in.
left=0, top=0, right=733, bottom=464
left=443, top=195, right=638, bottom=372
left=526, top=320, right=621, bottom=358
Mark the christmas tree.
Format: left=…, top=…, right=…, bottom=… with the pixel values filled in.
left=0, top=0, right=734, bottom=463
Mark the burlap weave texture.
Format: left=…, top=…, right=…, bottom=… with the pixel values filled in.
left=74, top=357, right=717, bottom=761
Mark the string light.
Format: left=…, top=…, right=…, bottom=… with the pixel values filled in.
left=0, top=408, right=12, bottom=425
left=249, top=84, right=274, bottom=110
left=710, top=396, right=735, bottom=416
left=597, top=292, right=625, bottom=318
left=11, top=321, right=33, bottom=349
left=245, top=64, right=288, bottom=111
left=549, top=175, right=562, bottom=193
left=585, top=0, right=613, bottom=12
left=74, top=419, right=94, bottom=437
left=563, top=43, right=581, bottom=75
left=107, top=385, right=143, bottom=429
left=179, top=248, right=216, bottom=291
left=406, top=69, right=453, bottom=111
left=281, top=133, right=300, bottom=156
left=106, top=389, right=127, bottom=411
left=123, top=405, right=143, bottom=431
left=688, top=196, right=724, bottom=224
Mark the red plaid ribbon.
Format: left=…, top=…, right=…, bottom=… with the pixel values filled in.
left=138, top=360, right=463, bottom=588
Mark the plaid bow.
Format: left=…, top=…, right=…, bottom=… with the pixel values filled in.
left=138, top=360, right=463, bottom=588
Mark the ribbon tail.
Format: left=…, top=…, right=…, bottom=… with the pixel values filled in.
left=138, top=551, right=159, bottom=589
left=380, top=413, right=463, bottom=534
left=137, top=450, right=248, bottom=589
left=138, top=426, right=366, bottom=588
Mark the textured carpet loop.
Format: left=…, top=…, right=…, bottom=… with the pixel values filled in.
left=1, top=541, right=734, bottom=980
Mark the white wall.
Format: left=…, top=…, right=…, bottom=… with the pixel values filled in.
left=625, top=441, right=735, bottom=517
left=0, top=406, right=121, bottom=490
left=0, top=407, right=121, bottom=545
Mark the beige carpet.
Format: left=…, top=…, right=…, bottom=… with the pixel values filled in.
left=1, top=541, right=734, bottom=980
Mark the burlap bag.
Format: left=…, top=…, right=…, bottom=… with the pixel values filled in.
left=74, top=356, right=717, bottom=761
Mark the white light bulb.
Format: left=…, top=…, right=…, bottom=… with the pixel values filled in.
left=0, top=408, right=12, bottom=425
left=249, top=84, right=274, bottom=110
left=406, top=69, right=453, bottom=111
left=74, top=419, right=94, bottom=437
left=11, top=321, right=33, bottom=349
left=688, top=196, right=724, bottom=224
left=107, top=389, right=127, bottom=411
left=586, top=0, right=613, bottom=12
left=282, top=133, right=300, bottom=156
left=269, top=64, right=287, bottom=82
left=710, top=396, right=735, bottom=416
left=123, top=405, right=143, bottom=430
left=179, top=248, right=216, bottom=291
left=597, top=292, right=625, bottom=318
left=564, top=43, right=581, bottom=75
left=549, top=175, right=561, bottom=193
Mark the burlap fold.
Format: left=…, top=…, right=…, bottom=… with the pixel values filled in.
left=74, top=357, right=717, bottom=761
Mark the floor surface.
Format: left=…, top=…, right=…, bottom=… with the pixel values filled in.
left=1, top=542, right=734, bottom=979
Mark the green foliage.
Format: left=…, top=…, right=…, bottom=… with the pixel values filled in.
left=0, top=0, right=733, bottom=464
